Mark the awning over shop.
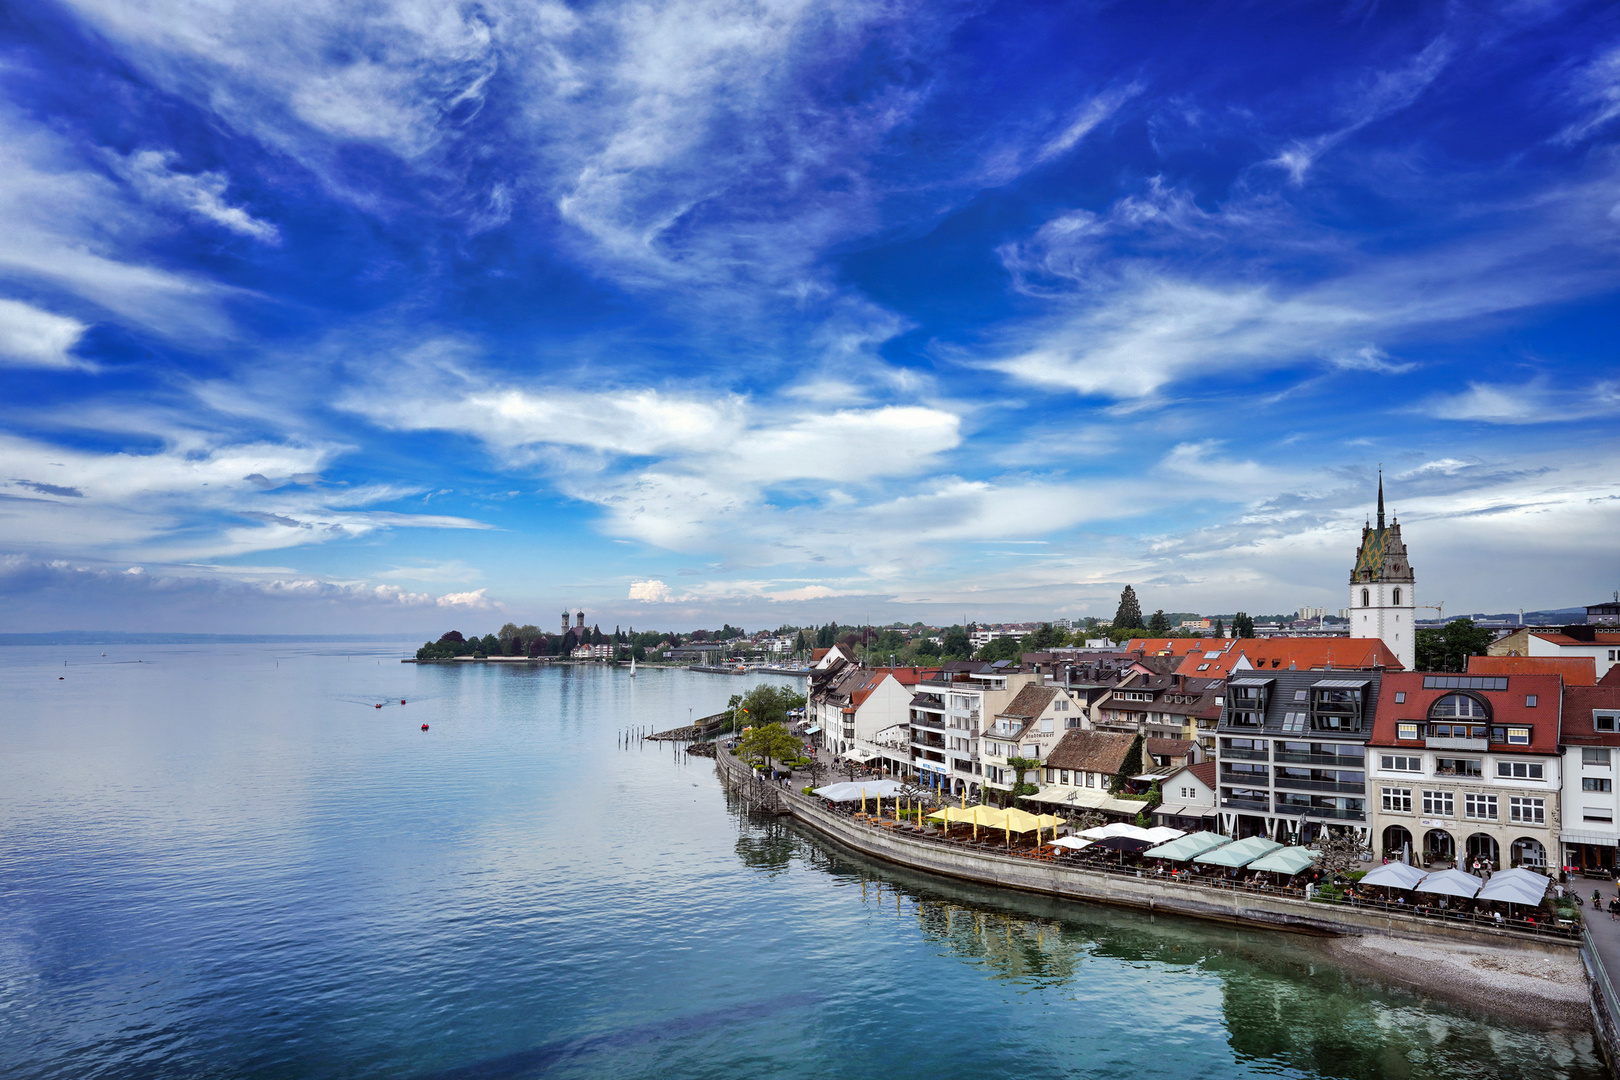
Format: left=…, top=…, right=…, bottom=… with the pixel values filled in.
left=1194, top=835, right=1282, bottom=868
left=844, top=747, right=878, bottom=762
left=1561, top=831, right=1619, bottom=847
left=1145, top=831, right=1230, bottom=861
left=802, top=725, right=821, bottom=734
left=1245, top=846, right=1319, bottom=876
left=1477, top=867, right=1550, bottom=906
left=1155, top=803, right=1216, bottom=819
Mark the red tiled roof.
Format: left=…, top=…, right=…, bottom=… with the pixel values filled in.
left=1174, top=637, right=1402, bottom=678
left=1530, top=631, right=1620, bottom=647
left=1562, top=684, right=1620, bottom=745
left=1467, top=655, right=1597, bottom=685
left=1368, top=673, right=1562, bottom=754
left=1126, top=639, right=1210, bottom=657
left=811, top=647, right=830, bottom=661
left=1603, top=665, right=1620, bottom=688
left=1187, top=759, right=1216, bottom=789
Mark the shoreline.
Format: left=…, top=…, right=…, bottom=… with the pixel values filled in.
left=1320, top=934, right=1590, bottom=1029
left=712, top=746, right=1594, bottom=1032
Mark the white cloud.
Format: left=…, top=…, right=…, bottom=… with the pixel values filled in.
left=0, top=432, right=492, bottom=561
left=1267, top=36, right=1451, bottom=183
left=0, top=298, right=89, bottom=369
left=0, top=109, right=239, bottom=341
left=628, top=579, right=674, bottom=602
left=111, top=150, right=280, bottom=243
left=1418, top=379, right=1620, bottom=425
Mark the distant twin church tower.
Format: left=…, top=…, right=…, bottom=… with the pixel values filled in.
left=1350, top=472, right=1416, bottom=671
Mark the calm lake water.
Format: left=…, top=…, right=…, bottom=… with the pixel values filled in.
left=0, top=643, right=1605, bottom=1079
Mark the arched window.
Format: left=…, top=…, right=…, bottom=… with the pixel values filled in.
left=1430, top=693, right=1489, bottom=720
left=1393, top=588, right=1402, bottom=605
left=1361, top=587, right=1370, bottom=606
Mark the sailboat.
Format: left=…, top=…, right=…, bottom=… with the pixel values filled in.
left=629, top=654, right=636, bottom=677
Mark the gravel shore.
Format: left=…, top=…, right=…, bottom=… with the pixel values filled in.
left=1321, top=934, right=1591, bottom=1028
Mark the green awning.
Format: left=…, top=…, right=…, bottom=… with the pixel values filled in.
left=1143, top=831, right=1230, bottom=861
left=1244, top=846, right=1319, bottom=875
left=1194, top=835, right=1282, bottom=868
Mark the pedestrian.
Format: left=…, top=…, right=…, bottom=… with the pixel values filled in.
left=1595, top=889, right=1604, bottom=907
left=1610, top=898, right=1619, bottom=922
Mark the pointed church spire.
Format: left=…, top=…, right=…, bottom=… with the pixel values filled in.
left=1376, top=466, right=1385, bottom=530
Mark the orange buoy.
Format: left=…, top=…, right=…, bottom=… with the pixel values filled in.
left=401, top=699, right=407, bottom=704
left=375, top=703, right=382, bottom=709
left=421, top=723, right=429, bottom=731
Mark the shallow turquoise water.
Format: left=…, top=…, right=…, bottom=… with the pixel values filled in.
left=0, top=643, right=1604, bottom=1079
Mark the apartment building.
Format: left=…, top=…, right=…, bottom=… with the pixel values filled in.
left=909, top=662, right=1036, bottom=800
left=1366, top=673, right=1562, bottom=869
left=1559, top=673, right=1620, bottom=874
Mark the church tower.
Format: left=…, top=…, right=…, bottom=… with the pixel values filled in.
left=1349, top=471, right=1416, bottom=670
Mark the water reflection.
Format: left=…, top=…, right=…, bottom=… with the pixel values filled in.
left=727, top=810, right=1605, bottom=1080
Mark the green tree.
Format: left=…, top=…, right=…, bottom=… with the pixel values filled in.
left=497, top=622, right=520, bottom=644
left=975, top=635, right=1022, bottom=662
left=1232, top=612, right=1255, bottom=638
left=478, top=633, right=499, bottom=656
left=916, top=637, right=941, bottom=658
left=1415, top=618, right=1495, bottom=672
left=941, top=626, right=971, bottom=659
left=736, top=722, right=801, bottom=771
left=1114, top=586, right=1144, bottom=630
left=1109, top=733, right=1145, bottom=794
left=1213, top=618, right=1224, bottom=638
left=1147, top=609, right=1171, bottom=635
left=1025, top=623, right=1066, bottom=650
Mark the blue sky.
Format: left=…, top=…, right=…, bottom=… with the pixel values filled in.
left=1, top=0, right=1617, bottom=634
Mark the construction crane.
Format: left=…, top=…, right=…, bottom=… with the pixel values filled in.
left=1416, top=601, right=1445, bottom=621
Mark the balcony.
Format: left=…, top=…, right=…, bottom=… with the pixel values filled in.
left=1222, top=748, right=1269, bottom=762
left=1272, top=776, right=1366, bottom=795
left=1221, top=797, right=1269, bottom=812
left=1428, top=736, right=1488, bottom=752
left=1272, top=803, right=1365, bottom=821
left=1219, top=768, right=1270, bottom=785
left=910, top=731, right=944, bottom=750
left=912, top=749, right=945, bottom=765
left=910, top=714, right=945, bottom=732
left=1274, top=751, right=1365, bottom=767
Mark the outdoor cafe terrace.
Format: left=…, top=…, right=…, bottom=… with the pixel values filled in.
left=807, top=781, right=1577, bottom=942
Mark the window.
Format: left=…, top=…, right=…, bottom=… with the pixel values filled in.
left=1505, top=727, right=1531, bottom=746
left=1393, top=588, right=1401, bottom=605
left=1397, top=722, right=1419, bottom=740
left=1086, top=772, right=1096, bottom=788
left=1496, top=761, right=1544, bottom=780
left=1525, top=695, right=1538, bottom=708
left=1422, top=790, right=1454, bottom=816
left=1040, top=718, right=1054, bottom=734
left=1394, top=691, right=1406, bottom=704
left=1583, top=778, right=1613, bottom=792
left=1598, top=713, right=1620, bottom=733
left=1464, top=793, right=1498, bottom=820
left=1423, top=675, right=1509, bottom=691
left=1045, top=768, right=1055, bottom=783
left=1382, top=787, right=1412, bottom=812
left=1382, top=755, right=1422, bottom=772
left=1585, top=748, right=1613, bottom=766
left=1509, top=797, right=1545, bottom=824
left=1361, top=587, right=1370, bottom=606
left=1587, top=809, right=1615, bottom=822
left=1293, top=689, right=1307, bottom=701
left=1435, top=758, right=1482, bottom=778
left=1430, top=693, right=1488, bottom=720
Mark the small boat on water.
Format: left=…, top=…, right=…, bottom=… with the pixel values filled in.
left=630, top=655, right=636, bottom=677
